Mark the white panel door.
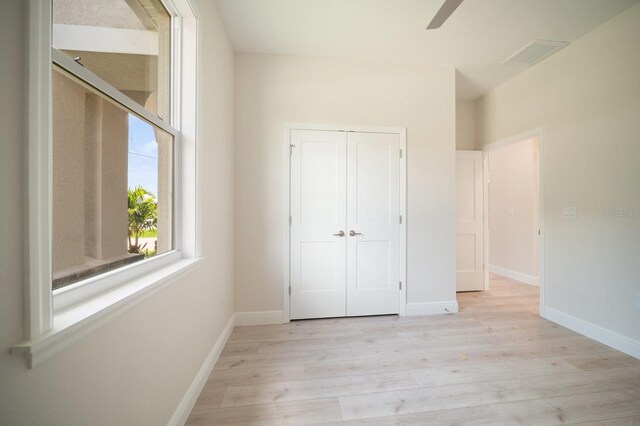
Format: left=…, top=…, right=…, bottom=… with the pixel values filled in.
left=456, top=150, right=484, bottom=291
left=346, top=132, right=400, bottom=316
left=290, top=130, right=347, bottom=319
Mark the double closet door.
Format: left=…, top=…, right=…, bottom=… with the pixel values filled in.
left=290, top=129, right=402, bottom=320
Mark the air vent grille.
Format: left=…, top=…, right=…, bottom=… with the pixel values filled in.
left=502, top=39, right=568, bottom=65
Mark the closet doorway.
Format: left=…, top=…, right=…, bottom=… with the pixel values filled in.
left=284, top=125, right=407, bottom=320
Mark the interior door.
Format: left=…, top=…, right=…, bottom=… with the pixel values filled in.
left=290, top=130, right=347, bottom=319
left=346, top=132, right=401, bottom=316
left=456, top=150, right=484, bottom=291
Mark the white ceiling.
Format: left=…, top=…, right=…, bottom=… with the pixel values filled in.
left=215, top=0, right=639, bottom=100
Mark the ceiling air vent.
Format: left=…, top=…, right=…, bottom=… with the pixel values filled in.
left=502, top=39, right=568, bottom=65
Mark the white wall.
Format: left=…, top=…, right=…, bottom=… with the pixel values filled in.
left=234, top=53, right=457, bottom=313
left=0, top=1, right=235, bottom=424
left=488, top=138, right=539, bottom=280
left=477, top=4, right=640, bottom=346
left=456, top=99, right=477, bottom=150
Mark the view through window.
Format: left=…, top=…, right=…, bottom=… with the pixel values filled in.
left=51, top=0, right=174, bottom=290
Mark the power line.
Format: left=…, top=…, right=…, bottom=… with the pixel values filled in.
left=128, top=151, right=158, bottom=160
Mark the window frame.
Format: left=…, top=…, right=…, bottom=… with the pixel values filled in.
left=14, top=0, right=199, bottom=368
left=50, top=48, right=181, bottom=308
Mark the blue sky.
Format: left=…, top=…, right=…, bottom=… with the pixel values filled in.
left=127, top=114, right=158, bottom=195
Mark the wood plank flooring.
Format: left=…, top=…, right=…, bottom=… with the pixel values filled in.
left=187, top=274, right=640, bottom=425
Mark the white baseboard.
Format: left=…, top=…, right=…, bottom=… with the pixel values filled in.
left=168, top=314, right=235, bottom=426
left=543, top=306, right=640, bottom=360
left=405, top=300, right=459, bottom=316
left=489, top=265, right=539, bottom=286
left=234, top=310, right=285, bottom=326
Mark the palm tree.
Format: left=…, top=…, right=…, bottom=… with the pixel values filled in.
left=127, top=186, right=158, bottom=254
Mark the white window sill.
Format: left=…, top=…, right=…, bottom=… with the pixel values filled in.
left=11, top=257, right=203, bottom=368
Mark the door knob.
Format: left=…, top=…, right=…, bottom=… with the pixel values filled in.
left=333, top=231, right=345, bottom=237
left=349, top=230, right=362, bottom=236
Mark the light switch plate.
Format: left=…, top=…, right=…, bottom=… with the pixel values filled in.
left=634, top=293, right=640, bottom=310
left=562, top=207, right=577, bottom=219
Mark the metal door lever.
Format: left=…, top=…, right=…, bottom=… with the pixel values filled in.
left=349, top=230, right=362, bottom=236
left=333, top=231, right=345, bottom=237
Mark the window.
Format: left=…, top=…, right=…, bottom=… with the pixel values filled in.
left=51, top=0, right=175, bottom=290
left=52, top=0, right=172, bottom=119
left=12, top=0, right=197, bottom=367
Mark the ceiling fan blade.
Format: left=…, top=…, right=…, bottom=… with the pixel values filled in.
left=427, top=0, right=464, bottom=29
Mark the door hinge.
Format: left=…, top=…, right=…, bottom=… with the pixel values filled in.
left=399, top=281, right=402, bottom=290
left=400, top=149, right=403, bottom=158
left=290, top=144, right=295, bottom=155
left=399, top=215, right=403, bottom=224
left=289, top=215, right=292, bottom=225
left=288, top=285, right=291, bottom=295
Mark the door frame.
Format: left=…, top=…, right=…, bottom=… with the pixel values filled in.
left=482, top=127, right=545, bottom=316
left=283, top=123, right=407, bottom=323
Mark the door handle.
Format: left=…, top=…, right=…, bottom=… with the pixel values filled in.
left=333, top=231, right=345, bottom=237
left=349, top=230, right=362, bottom=236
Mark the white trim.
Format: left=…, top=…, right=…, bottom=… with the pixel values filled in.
left=283, top=123, right=408, bottom=322
left=26, top=0, right=53, bottom=341
left=489, top=265, right=539, bottom=286
left=168, top=313, right=234, bottom=426
left=286, top=122, right=407, bottom=134
left=398, top=129, right=407, bottom=316
left=538, top=128, right=546, bottom=317
left=53, top=24, right=159, bottom=56
left=178, top=7, right=198, bottom=259
left=283, top=126, right=292, bottom=323
left=12, top=258, right=203, bottom=368
left=482, top=152, right=489, bottom=291
left=482, top=127, right=545, bottom=316
left=405, top=300, right=459, bottom=316
left=53, top=251, right=182, bottom=311
left=543, top=307, right=640, bottom=360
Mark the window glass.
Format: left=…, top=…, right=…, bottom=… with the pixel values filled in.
left=52, top=68, right=173, bottom=290
left=52, top=0, right=171, bottom=120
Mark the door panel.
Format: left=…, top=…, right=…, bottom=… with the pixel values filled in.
left=300, top=242, right=339, bottom=292
left=300, top=141, right=340, bottom=225
left=355, top=143, right=390, bottom=224
left=290, top=130, right=347, bottom=319
left=346, top=132, right=400, bottom=316
left=355, top=241, right=390, bottom=290
left=456, top=150, right=484, bottom=291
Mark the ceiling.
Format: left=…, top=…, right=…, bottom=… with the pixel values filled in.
left=215, top=0, right=639, bottom=100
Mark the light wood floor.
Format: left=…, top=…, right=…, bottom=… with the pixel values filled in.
left=187, top=274, right=640, bottom=425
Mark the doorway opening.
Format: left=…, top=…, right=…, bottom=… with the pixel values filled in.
left=456, top=128, right=544, bottom=317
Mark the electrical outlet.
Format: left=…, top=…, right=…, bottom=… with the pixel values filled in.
left=562, top=207, right=577, bottom=219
